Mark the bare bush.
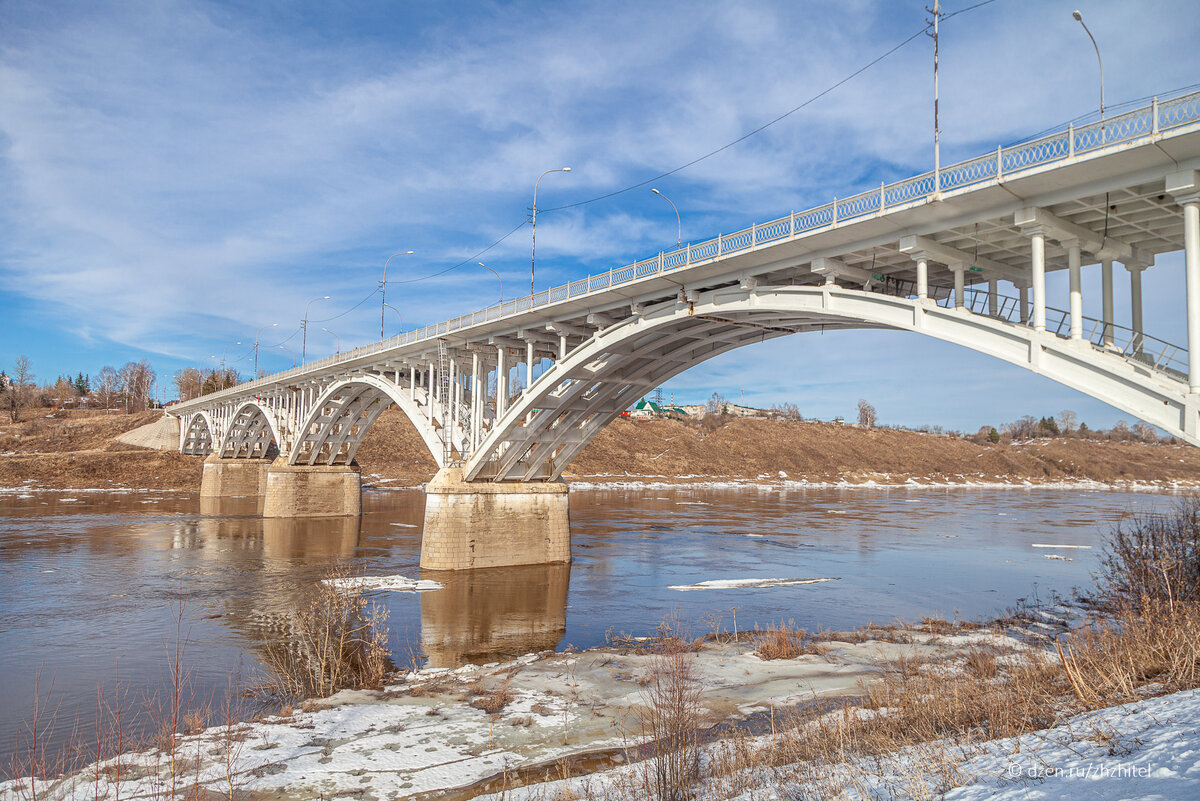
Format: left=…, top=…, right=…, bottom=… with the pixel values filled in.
left=636, top=616, right=703, bottom=801
left=752, top=621, right=816, bottom=660
left=259, top=564, right=391, bottom=701
left=1096, top=497, right=1200, bottom=608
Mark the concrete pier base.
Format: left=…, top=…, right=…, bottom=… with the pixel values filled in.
left=200, top=455, right=271, bottom=499
left=420, top=467, right=570, bottom=570
left=262, top=457, right=362, bottom=518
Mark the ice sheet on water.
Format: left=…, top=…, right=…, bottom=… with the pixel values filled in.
left=323, top=575, right=444, bottom=593
left=668, top=577, right=839, bottom=591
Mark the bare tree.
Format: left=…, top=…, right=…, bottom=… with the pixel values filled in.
left=173, top=367, right=204, bottom=402
left=118, top=360, right=156, bottom=413
left=772, top=402, right=801, bottom=421
left=1057, top=409, right=1078, bottom=435
left=1131, top=421, right=1158, bottom=443
left=11, top=355, right=34, bottom=422
left=95, top=366, right=119, bottom=412
left=857, top=399, right=877, bottom=428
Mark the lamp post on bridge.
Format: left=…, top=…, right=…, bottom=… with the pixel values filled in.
left=254, top=323, right=277, bottom=378
left=302, top=296, right=330, bottom=363
left=219, top=342, right=241, bottom=373
left=531, top=167, right=571, bottom=295
left=651, top=188, right=681, bottom=248
left=383, top=303, right=403, bottom=335
left=322, top=327, right=341, bottom=355
left=1072, top=10, right=1105, bottom=122
left=276, top=343, right=298, bottom=368
left=478, top=262, right=503, bottom=304
left=380, top=251, right=413, bottom=341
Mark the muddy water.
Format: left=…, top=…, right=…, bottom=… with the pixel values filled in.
left=0, top=484, right=1176, bottom=770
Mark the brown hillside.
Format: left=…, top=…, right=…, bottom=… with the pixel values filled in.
left=3, top=407, right=1199, bottom=490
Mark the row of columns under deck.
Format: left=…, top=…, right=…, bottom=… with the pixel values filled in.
left=909, top=173, right=1200, bottom=393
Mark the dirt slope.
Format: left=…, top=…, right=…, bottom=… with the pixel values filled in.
left=3, top=408, right=1200, bottom=490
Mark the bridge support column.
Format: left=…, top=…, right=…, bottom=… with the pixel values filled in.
left=200, top=455, right=272, bottom=499
left=916, top=257, right=928, bottom=300
left=952, top=267, right=964, bottom=309
left=262, top=457, right=361, bottom=518
left=988, top=279, right=998, bottom=316
left=1128, top=263, right=1145, bottom=354
left=1029, top=228, right=1047, bottom=331
left=1018, top=284, right=1029, bottom=323
left=420, top=467, right=570, bottom=571
left=1066, top=239, right=1083, bottom=340
left=1101, top=260, right=1114, bottom=347
left=1179, top=194, right=1200, bottom=392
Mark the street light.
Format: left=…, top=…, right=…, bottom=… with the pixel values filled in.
left=478, top=262, right=503, bottom=304
left=276, top=343, right=298, bottom=368
left=302, top=296, right=330, bottom=363
left=254, top=323, right=277, bottom=377
left=531, top=167, right=571, bottom=295
left=380, top=251, right=414, bottom=341
left=220, top=342, right=241, bottom=372
left=651, top=188, right=681, bottom=248
left=322, top=327, right=341, bottom=355
left=383, top=303, right=403, bottom=335
left=1072, top=10, right=1105, bottom=121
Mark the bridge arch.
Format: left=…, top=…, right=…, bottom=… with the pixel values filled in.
left=465, top=284, right=1195, bottom=482
left=180, top=411, right=217, bottom=455
left=216, top=401, right=284, bottom=460
left=289, top=374, right=455, bottom=467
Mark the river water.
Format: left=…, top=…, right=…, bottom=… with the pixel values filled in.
left=0, top=484, right=1177, bottom=771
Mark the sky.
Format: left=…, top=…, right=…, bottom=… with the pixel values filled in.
left=2, top=0, right=1199, bottom=431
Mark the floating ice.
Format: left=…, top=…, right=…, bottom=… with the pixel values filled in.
left=323, top=575, right=444, bottom=593
left=388, top=523, right=419, bottom=528
left=1031, top=543, right=1092, bottom=549
left=668, top=577, right=839, bottom=591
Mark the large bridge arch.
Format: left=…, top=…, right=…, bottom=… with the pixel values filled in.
left=288, top=374, right=455, bottom=467
left=216, top=401, right=284, bottom=460
left=465, top=284, right=1196, bottom=482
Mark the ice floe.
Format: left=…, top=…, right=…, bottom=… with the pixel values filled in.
left=668, top=577, right=839, bottom=591
left=323, top=575, right=444, bottom=593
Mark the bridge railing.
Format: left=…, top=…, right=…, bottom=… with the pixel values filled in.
left=874, top=278, right=1188, bottom=381
left=178, top=88, right=1200, bottom=410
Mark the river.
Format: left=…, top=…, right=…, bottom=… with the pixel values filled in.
left=0, top=483, right=1177, bottom=772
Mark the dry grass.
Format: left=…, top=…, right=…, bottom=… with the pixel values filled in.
left=752, top=621, right=823, bottom=660
left=257, top=564, right=391, bottom=702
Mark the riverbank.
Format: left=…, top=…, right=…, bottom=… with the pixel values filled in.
left=7, top=606, right=1200, bottom=801
left=3, top=409, right=1199, bottom=491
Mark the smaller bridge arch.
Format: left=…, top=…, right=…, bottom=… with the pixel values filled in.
left=289, top=374, right=457, bottom=467
left=216, top=401, right=283, bottom=460
left=180, top=411, right=217, bottom=455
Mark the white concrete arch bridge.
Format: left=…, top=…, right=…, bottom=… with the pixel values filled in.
left=173, top=89, right=1200, bottom=570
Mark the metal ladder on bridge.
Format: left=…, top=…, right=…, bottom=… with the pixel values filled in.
left=437, top=339, right=455, bottom=466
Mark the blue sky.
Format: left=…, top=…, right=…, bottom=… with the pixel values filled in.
left=2, top=0, right=1199, bottom=431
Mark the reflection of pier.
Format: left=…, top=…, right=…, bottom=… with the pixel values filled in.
left=420, top=563, right=569, bottom=668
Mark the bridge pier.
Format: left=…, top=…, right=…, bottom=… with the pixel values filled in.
left=200, top=455, right=272, bottom=499
left=420, top=467, right=570, bottom=571
left=262, top=457, right=362, bottom=518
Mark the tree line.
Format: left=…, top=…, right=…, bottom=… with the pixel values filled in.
left=0, top=356, right=157, bottom=422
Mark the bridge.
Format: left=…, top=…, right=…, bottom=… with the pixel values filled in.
left=171, top=89, right=1200, bottom=570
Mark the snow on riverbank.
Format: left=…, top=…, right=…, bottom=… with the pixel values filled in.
left=481, top=688, right=1200, bottom=800
left=0, top=631, right=1029, bottom=801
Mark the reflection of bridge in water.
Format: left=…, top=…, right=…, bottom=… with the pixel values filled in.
left=183, top=507, right=569, bottom=671
left=169, top=90, right=1200, bottom=570
left=420, top=564, right=570, bottom=668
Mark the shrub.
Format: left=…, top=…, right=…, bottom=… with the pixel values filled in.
left=1095, top=497, right=1200, bottom=608
left=259, top=564, right=391, bottom=701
